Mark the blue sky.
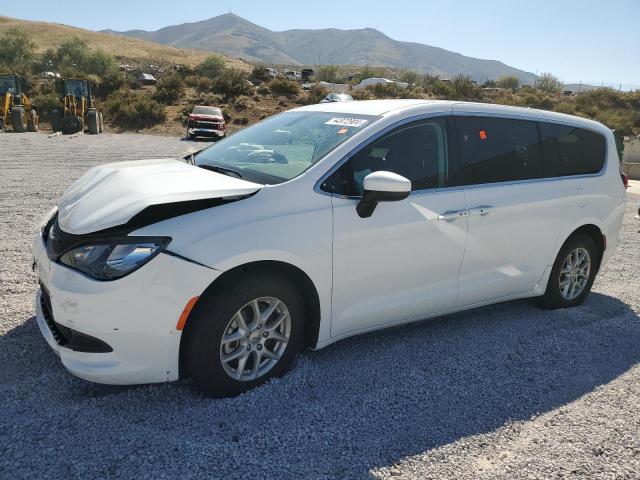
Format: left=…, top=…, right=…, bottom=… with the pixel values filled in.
left=3, top=0, right=639, bottom=87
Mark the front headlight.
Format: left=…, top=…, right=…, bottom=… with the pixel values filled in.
left=59, top=237, right=171, bottom=281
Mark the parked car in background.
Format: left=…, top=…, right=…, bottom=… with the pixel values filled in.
left=186, top=106, right=226, bottom=140
left=137, top=73, right=157, bottom=85
left=33, top=100, right=625, bottom=397
left=285, top=71, right=302, bottom=81
left=320, top=92, right=354, bottom=103
left=353, top=77, right=408, bottom=90
left=266, top=68, right=278, bottom=78
left=301, top=68, right=314, bottom=81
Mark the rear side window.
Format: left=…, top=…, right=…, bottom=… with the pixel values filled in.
left=455, top=116, right=544, bottom=185
left=540, top=123, right=606, bottom=176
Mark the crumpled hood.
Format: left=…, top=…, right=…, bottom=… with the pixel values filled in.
left=57, top=158, right=262, bottom=235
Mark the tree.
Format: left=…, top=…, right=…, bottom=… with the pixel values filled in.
left=535, top=72, right=563, bottom=94
left=0, top=28, right=36, bottom=69
left=316, top=65, right=340, bottom=83
left=398, top=70, right=421, bottom=86
left=196, top=55, right=226, bottom=78
left=495, top=75, right=520, bottom=91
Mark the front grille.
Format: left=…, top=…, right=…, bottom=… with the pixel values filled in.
left=39, top=283, right=113, bottom=353
left=45, top=216, right=88, bottom=260
left=195, top=121, right=222, bottom=129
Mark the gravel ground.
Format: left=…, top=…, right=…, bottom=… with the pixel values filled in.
left=1, top=132, right=639, bottom=479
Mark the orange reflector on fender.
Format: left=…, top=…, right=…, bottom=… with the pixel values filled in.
left=176, top=296, right=199, bottom=330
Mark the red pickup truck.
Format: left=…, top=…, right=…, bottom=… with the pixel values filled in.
left=186, top=106, right=226, bottom=140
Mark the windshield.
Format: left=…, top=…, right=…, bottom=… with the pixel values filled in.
left=193, top=106, right=222, bottom=116
left=64, top=80, right=88, bottom=97
left=194, top=111, right=378, bottom=184
left=0, top=76, right=17, bottom=94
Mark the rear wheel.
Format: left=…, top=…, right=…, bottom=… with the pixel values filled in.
left=27, top=109, right=38, bottom=132
left=62, top=115, right=83, bottom=134
left=0, top=116, right=4, bottom=131
left=87, top=109, right=99, bottom=134
left=10, top=107, right=26, bottom=133
left=538, top=234, right=599, bottom=309
left=183, top=273, right=304, bottom=397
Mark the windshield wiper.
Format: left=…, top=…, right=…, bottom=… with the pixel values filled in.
left=198, top=164, right=243, bottom=179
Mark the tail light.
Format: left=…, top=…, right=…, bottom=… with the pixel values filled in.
left=621, top=171, right=629, bottom=189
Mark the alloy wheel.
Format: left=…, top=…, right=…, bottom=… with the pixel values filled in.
left=219, top=297, right=291, bottom=381
left=559, top=247, right=591, bottom=300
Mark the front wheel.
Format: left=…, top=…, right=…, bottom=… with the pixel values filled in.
left=87, top=109, right=99, bottom=134
left=182, top=273, right=304, bottom=397
left=538, top=234, right=599, bottom=309
left=10, top=107, right=26, bottom=133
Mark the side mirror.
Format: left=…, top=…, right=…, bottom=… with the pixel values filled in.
left=356, top=171, right=411, bottom=218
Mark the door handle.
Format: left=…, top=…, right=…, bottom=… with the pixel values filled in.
left=468, top=205, right=495, bottom=216
left=438, top=209, right=468, bottom=221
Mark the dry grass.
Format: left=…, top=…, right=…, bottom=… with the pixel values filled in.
left=0, top=15, right=250, bottom=70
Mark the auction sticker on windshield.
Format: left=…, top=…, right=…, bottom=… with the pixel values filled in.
left=325, top=118, right=369, bottom=127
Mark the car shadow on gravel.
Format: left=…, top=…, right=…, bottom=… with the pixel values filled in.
left=2, top=292, right=640, bottom=478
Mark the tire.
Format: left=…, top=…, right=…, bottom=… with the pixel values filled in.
left=27, top=109, right=38, bottom=132
left=186, top=129, right=195, bottom=140
left=62, top=115, right=83, bottom=134
left=50, top=110, right=63, bottom=132
left=98, top=112, right=104, bottom=133
left=0, top=116, right=4, bottom=131
left=182, top=272, right=305, bottom=397
left=87, top=109, right=99, bottom=134
left=538, top=233, right=599, bottom=309
left=10, top=107, right=26, bottom=133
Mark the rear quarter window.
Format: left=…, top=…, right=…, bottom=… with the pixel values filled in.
left=540, top=123, right=606, bottom=176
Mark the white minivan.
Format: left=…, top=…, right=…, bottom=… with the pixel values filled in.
left=33, top=100, right=626, bottom=396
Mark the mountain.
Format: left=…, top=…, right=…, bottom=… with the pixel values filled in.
left=0, top=16, right=249, bottom=69
left=104, top=14, right=537, bottom=84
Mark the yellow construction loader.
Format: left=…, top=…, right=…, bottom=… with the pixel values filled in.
left=51, top=78, right=103, bottom=134
left=0, top=73, right=39, bottom=132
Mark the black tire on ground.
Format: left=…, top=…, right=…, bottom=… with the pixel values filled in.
left=182, top=272, right=305, bottom=397
left=538, top=233, right=599, bottom=309
left=98, top=112, right=104, bottom=133
left=0, top=116, right=4, bottom=131
left=87, top=109, right=99, bottom=134
left=10, top=107, right=26, bottom=133
left=50, top=110, right=63, bottom=132
left=27, top=110, right=38, bottom=132
left=62, top=115, right=83, bottom=134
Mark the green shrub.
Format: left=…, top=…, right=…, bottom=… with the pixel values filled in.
left=196, top=55, right=226, bottom=78
left=250, top=66, right=271, bottom=84
left=0, top=28, right=36, bottom=70
left=305, top=84, right=328, bottom=104
left=268, top=78, right=300, bottom=96
left=104, top=89, right=166, bottom=129
left=316, top=65, right=341, bottom=83
left=495, top=75, right=520, bottom=91
left=153, top=73, right=185, bottom=104
left=212, top=69, right=252, bottom=98
left=232, top=95, right=252, bottom=110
